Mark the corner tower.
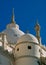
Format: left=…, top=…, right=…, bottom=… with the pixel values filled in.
left=14, top=33, right=40, bottom=65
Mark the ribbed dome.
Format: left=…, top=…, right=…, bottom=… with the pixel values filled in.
left=17, top=33, right=39, bottom=44
left=3, top=24, right=24, bottom=44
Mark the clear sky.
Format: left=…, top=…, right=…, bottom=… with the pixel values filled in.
left=0, top=0, right=46, bottom=45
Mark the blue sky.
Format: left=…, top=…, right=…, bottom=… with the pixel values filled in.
left=0, top=0, right=46, bottom=45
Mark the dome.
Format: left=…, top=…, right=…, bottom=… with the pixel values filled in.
left=17, top=33, right=39, bottom=44
left=2, top=9, right=25, bottom=44
left=3, top=25, right=24, bottom=44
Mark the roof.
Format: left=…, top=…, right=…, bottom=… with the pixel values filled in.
left=17, top=33, right=39, bottom=44
left=3, top=24, right=24, bottom=44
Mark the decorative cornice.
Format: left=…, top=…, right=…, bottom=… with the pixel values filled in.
left=15, top=41, right=40, bottom=49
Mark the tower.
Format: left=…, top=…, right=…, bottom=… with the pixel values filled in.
left=14, top=33, right=40, bottom=65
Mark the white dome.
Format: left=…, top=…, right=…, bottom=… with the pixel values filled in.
left=17, top=33, right=39, bottom=44
left=2, top=10, right=25, bottom=44
left=3, top=25, right=24, bottom=44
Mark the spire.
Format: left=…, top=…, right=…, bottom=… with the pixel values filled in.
left=35, top=20, right=41, bottom=44
left=11, top=8, right=16, bottom=24
left=35, top=20, right=40, bottom=36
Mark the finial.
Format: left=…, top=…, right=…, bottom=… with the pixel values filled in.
left=11, top=8, right=15, bottom=24
left=35, top=20, right=40, bottom=31
left=35, top=20, right=41, bottom=44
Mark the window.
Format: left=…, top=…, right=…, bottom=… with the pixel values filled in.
left=17, top=48, right=19, bottom=51
left=28, top=46, right=31, bottom=49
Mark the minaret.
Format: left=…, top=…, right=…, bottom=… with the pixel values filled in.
left=35, top=20, right=41, bottom=44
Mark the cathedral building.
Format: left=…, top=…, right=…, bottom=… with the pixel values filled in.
left=0, top=9, right=46, bottom=65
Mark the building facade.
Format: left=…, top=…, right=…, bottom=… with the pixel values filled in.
left=0, top=9, right=46, bottom=65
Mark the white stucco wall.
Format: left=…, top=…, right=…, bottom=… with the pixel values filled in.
left=15, top=42, right=40, bottom=65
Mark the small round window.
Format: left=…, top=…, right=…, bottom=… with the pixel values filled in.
left=28, top=46, right=31, bottom=49
left=17, top=48, right=19, bottom=51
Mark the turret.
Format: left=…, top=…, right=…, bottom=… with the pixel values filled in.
left=14, top=33, right=40, bottom=65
